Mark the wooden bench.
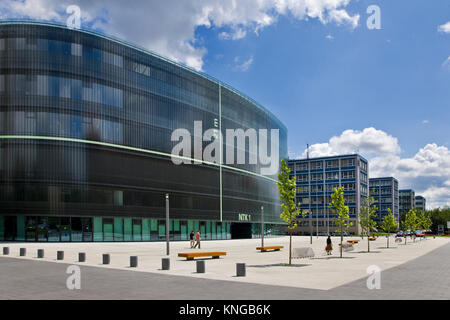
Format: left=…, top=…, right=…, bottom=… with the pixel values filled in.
left=347, top=240, right=360, bottom=244
left=256, top=246, right=284, bottom=252
left=368, top=237, right=376, bottom=241
left=178, top=252, right=226, bottom=260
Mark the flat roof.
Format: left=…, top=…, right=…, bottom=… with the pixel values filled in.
left=288, top=153, right=368, bottom=163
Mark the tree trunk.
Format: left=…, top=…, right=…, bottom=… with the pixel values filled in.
left=289, top=230, right=293, bottom=265
left=387, top=235, right=389, bottom=248
left=340, top=226, right=343, bottom=258
left=367, top=234, right=370, bottom=253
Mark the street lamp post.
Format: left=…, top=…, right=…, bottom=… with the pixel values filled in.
left=165, top=193, right=170, bottom=255
left=261, top=206, right=264, bottom=248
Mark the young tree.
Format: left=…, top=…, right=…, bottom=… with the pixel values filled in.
left=359, top=190, right=378, bottom=252
left=277, top=158, right=303, bottom=265
left=329, top=186, right=352, bottom=258
left=416, top=210, right=432, bottom=240
left=381, top=208, right=398, bottom=248
left=403, top=209, right=418, bottom=245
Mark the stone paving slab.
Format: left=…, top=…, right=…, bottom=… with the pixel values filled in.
left=1, top=236, right=448, bottom=291
left=0, top=240, right=449, bottom=300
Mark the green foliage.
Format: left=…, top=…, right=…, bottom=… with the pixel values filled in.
left=359, top=191, right=378, bottom=236
left=403, top=208, right=418, bottom=231
left=277, top=159, right=303, bottom=229
left=426, top=208, right=450, bottom=232
left=417, top=210, right=432, bottom=230
left=381, top=209, right=398, bottom=234
left=329, top=186, right=352, bottom=232
left=329, top=186, right=351, bottom=257
left=276, top=158, right=304, bottom=265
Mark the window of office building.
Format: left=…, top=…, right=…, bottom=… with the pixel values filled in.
left=341, top=171, right=355, bottom=179
left=341, top=159, right=355, bottom=167
left=326, top=172, right=339, bottom=180
left=326, top=160, right=339, bottom=168
left=310, top=161, right=322, bottom=170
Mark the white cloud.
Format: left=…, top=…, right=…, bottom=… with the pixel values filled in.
left=296, top=127, right=401, bottom=159
left=438, top=21, right=450, bottom=33
left=370, top=144, right=450, bottom=209
left=422, top=120, right=429, bottom=124
left=0, top=0, right=360, bottom=70
left=292, top=128, right=450, bottom=209
left=326, top=34, right=334, bottom=40
left=234, top=56, right=254, bottom=72
left=442, top=56, right=450, bottom=71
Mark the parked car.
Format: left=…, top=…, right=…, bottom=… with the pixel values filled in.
left=396, top=231, right=405, bottom=237
left=414, top=230, right=425, bottom=237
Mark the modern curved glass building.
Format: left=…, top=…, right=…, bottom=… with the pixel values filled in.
left=0, top=21, right=287, bottom=242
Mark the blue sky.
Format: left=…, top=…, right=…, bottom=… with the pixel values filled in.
left=0, top=0, right=449, bottom=208
left=200, top=0, right=450, bottom=159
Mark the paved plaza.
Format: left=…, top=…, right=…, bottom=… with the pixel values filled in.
left=0, top=236, right=449, bottom=299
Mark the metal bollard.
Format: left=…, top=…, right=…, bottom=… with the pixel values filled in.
left=57, top=251, right=64, bottom=261
left=196, top=260, right=205, bottom=273
left=162, top=258, right=170, bottom=270
left=130, top=256, right=138, bottom=268
left=79, top=252, right=86, bottom=262
left=37, top=249, right=44, bottom=258
left=236, top=263, right=246, bottom=277
left=3, top=247, right=9, bottom=255
left=20, top=248, right=26, bottom=256
left=103, top=254, right=110, bottom=265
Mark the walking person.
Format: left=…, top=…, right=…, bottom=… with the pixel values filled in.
left=325, top=235, right=333, bottom=255
left=194, top=230, right=201, bottom=249
left=189, top=230, right=195, bottom=248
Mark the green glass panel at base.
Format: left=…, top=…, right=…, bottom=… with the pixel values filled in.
left=124, top=218, right=132, bottom=241
left=114, top=218, right=123, bottom=241
left=104, top=223, right=113, bottom=241
left=142, top=219, right=150, bottom=241
left=133, top=223, right=142, bottom=241
left=150, top=219, right=157, bottom=231
left=93, top=217, right=103, bottom=242
left=181, top=222, right=187, bottom=240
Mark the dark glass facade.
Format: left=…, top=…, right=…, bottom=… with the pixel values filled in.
left=0, top=21, right=287, bottom=242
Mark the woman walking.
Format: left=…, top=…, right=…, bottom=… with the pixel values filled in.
left=189, top=230, right=195, bottom=248
left=325, top=235, right=333, bottom=255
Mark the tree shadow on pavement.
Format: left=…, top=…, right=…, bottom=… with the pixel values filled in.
left=247, top=263, right=311, bottom=268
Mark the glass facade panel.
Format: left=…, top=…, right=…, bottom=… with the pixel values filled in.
left=124, top=218, right=132, bottom=241
left=48, top=217, right=60, bottom=242
left=71, top=217, right=83, bottom=242
left=114, top=218, right=123, bottom=241
left=133, top=219, right=142, bottom=241
left=180, top=221, right=187, bottom=241
left=103, top=218, right=114, bottom=241
left=142, top=218, right=150, bottom=241
left=158, top=220, right=165, bottom=240
left=37, top=217, right=47, bottom=242
left=16, top=215, right=25, bottom=241
left=82, top=218, right=92, bottom=242
left=93, top=217, right=103, bottom=242
left=26, top=217, right=36, bottom=241
left=0, top=22, right=287, bottom=242
left=211, top=222, right=216, bottom=240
